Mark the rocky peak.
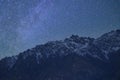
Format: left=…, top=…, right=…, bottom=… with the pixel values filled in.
left=93, top=29, right=120, bottom=59
left=64, top=35, right=94, bottom=45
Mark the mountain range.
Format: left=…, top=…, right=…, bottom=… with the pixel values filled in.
left=0, top=30, right=120, bottom=80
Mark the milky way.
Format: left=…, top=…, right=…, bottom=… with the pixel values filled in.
left=0, top=0, right=120, bottom=59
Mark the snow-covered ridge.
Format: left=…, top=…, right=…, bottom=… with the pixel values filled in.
left=18, top=35, right=94, bottom=59
left=1, top=30, right=120, bottom=68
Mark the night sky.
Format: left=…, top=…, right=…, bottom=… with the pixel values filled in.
left=0, top=0, right=120, bottom=59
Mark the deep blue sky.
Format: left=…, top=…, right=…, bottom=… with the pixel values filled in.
left=0, top=0, right=120, bottom=59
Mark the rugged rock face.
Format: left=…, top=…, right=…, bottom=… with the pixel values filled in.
left=0, top=30, right=120, bottom=80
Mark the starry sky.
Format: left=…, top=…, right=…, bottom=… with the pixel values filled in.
left=0, top=0, right=120, bottom=59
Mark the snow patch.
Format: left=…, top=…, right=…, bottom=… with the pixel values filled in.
left=112, top=47, right=120, bottom=51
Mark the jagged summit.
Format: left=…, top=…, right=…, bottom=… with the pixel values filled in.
left=1, top=30, right=120, bottom=61
left=64, top=35, right=94, bottom=45
left=95, top=29, right=120, bottom=57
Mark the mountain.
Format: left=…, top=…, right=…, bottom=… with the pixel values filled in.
left=0, top=30, right=120, bottom=80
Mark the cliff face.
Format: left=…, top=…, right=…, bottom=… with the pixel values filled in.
left=0, top=30, right=120, bottom=80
